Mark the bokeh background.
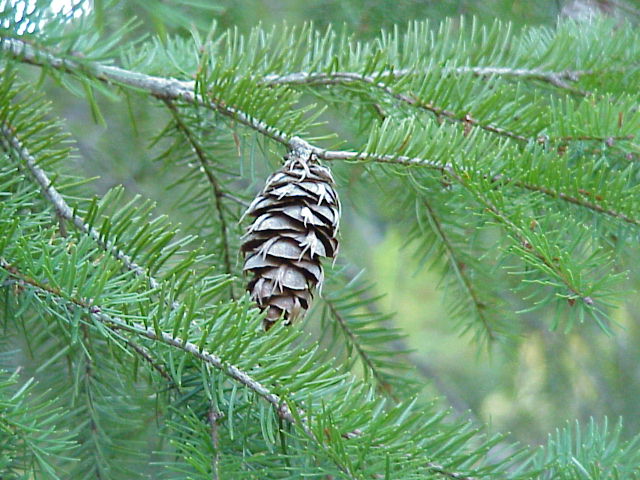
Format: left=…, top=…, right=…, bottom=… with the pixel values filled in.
left=36, top=0, right=640, bottom=450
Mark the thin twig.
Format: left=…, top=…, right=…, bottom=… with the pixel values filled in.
left=208, top=408, right=223, bottom=480
left=163, top=99, right=235, bottom=295
left=264, top=65, right=593, bottom=93
left=80, top=322, right=105, bottom=480
left=3, top=39, right=288, bottom=144
left=125, top=337, right=177, bottom=387
left=515, top=180, right=640, bottom=226
left=323, top=296, right=394, bottom=397
left=221, top=191, right=250, bottom=207
left=264, top=67, right=596, bottom=139
left=450, top=174, right=596, bottom=307
left=422, top=200, right=496, bottom=341
left=458, top=66, right=592, bottom=96
left=426, top=462, right=478, bottom=480
left=266, top=70, right=530, bottom=143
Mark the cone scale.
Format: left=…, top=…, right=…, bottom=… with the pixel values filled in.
left=242, top=143, right=340, bottom=330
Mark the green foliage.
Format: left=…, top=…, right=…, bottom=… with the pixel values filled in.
left=0, top=370, right=76, bottom=479
left=0, top=0, right=639, bottom=478
left=315, top=266, right=417, bottom=395
left=534, top=419, right=640, bottom=479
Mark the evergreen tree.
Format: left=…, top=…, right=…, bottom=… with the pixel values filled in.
left=1, top=1, right=640, bottom=478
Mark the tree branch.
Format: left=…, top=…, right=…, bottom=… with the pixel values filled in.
left=323, top=296, right=394, bottom=396
left=264, top=71, right=635, bottom=143
left=265, top=70, right=530, bottom=143
left=2, top=38, right=636, bottom=228
left=208, top=408, right=223, bottom=480
left=79, top=322, right=106, bottom=480
left=422, top=200, right=496, bottom=341
left=264, top=65, right=593, bottom=94
left=0, top=258, right=304, bottom=431
left=3, top=258, right=482, bottom=480
left=458, top=66, right=591, bottom=96
left=0, top=38, right=288, bottom=144
left=0, top=259, right=370, bottom=479
left=290, top=137, right=640, bottom=228
left=263, top=66, right=605, bottom=140
left=0, top=123, right=163, bottom=289
left=0, top=43, right=489, bottom=474
left=3, top=38, right=632, bottom=309
left=451, top=177, right=596, bottom=307
left=0, top=55, right=630, bottom=313
left=163, top=99, right=235, bottom=293
left=125, top=337, right=177, bottom=387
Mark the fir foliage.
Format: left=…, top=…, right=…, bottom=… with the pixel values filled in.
left=0, top=0, right=639, bottom=478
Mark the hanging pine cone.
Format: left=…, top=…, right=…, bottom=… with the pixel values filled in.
left=241, top=142, right=340, bottom=330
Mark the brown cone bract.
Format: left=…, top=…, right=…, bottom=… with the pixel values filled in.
left=242, top=151, right=339, bottom=330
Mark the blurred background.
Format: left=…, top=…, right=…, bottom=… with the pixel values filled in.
left=34, top=0, right=640, bottom=450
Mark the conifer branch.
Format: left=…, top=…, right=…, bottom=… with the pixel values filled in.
left=79, top=324, right=107, bottom=480
left=265, top=65, right=592, bottom=94
left=3, top=14, right=638, bottom=478
left=125, top=337, right=177, bottom=387
left=264, top=65, right=607, bottom=140
left=459, top=66, right=591, bottom=95
left=422, top=200, right=496, bottom=341
left=4, top=38, right=637, bottom=288
left=0, top=38, right=606, bottom=153
left=0, top=122, right=162, bottom=289
left=267, top=71, right=628, bottom=141
left=323, top=296, right=393, bottom=395
left=163, top=99, right=235, bottom=290
left=293, top=139, right=640, bottom=228
left=3, top=39, right=635, bottom=220
left=265, top=70, right=529, bottom=142
left=0, top=38, right=288, bottom=144
left=450, top=178, right=596, bottom=307
left=0, top=78, right=482, bottom=478
left=558, top=134, right=634, bottom=142
left=454, top=65, right=592, bottom=85
left=513, top=180, right=640, bottom=226
left=0, top=259, right=369, bottom=478
left=221, top=191, right=250, bottom=207
left=425, top=463, right=477, bottom=480
left=2, top=259, right=480, bottom=480
left=0, top=258, right=304, bottom=431
left=208, top=408, right=223, bottom=480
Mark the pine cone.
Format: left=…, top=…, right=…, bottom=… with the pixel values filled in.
left=242, top=147, right=340, bottom=330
